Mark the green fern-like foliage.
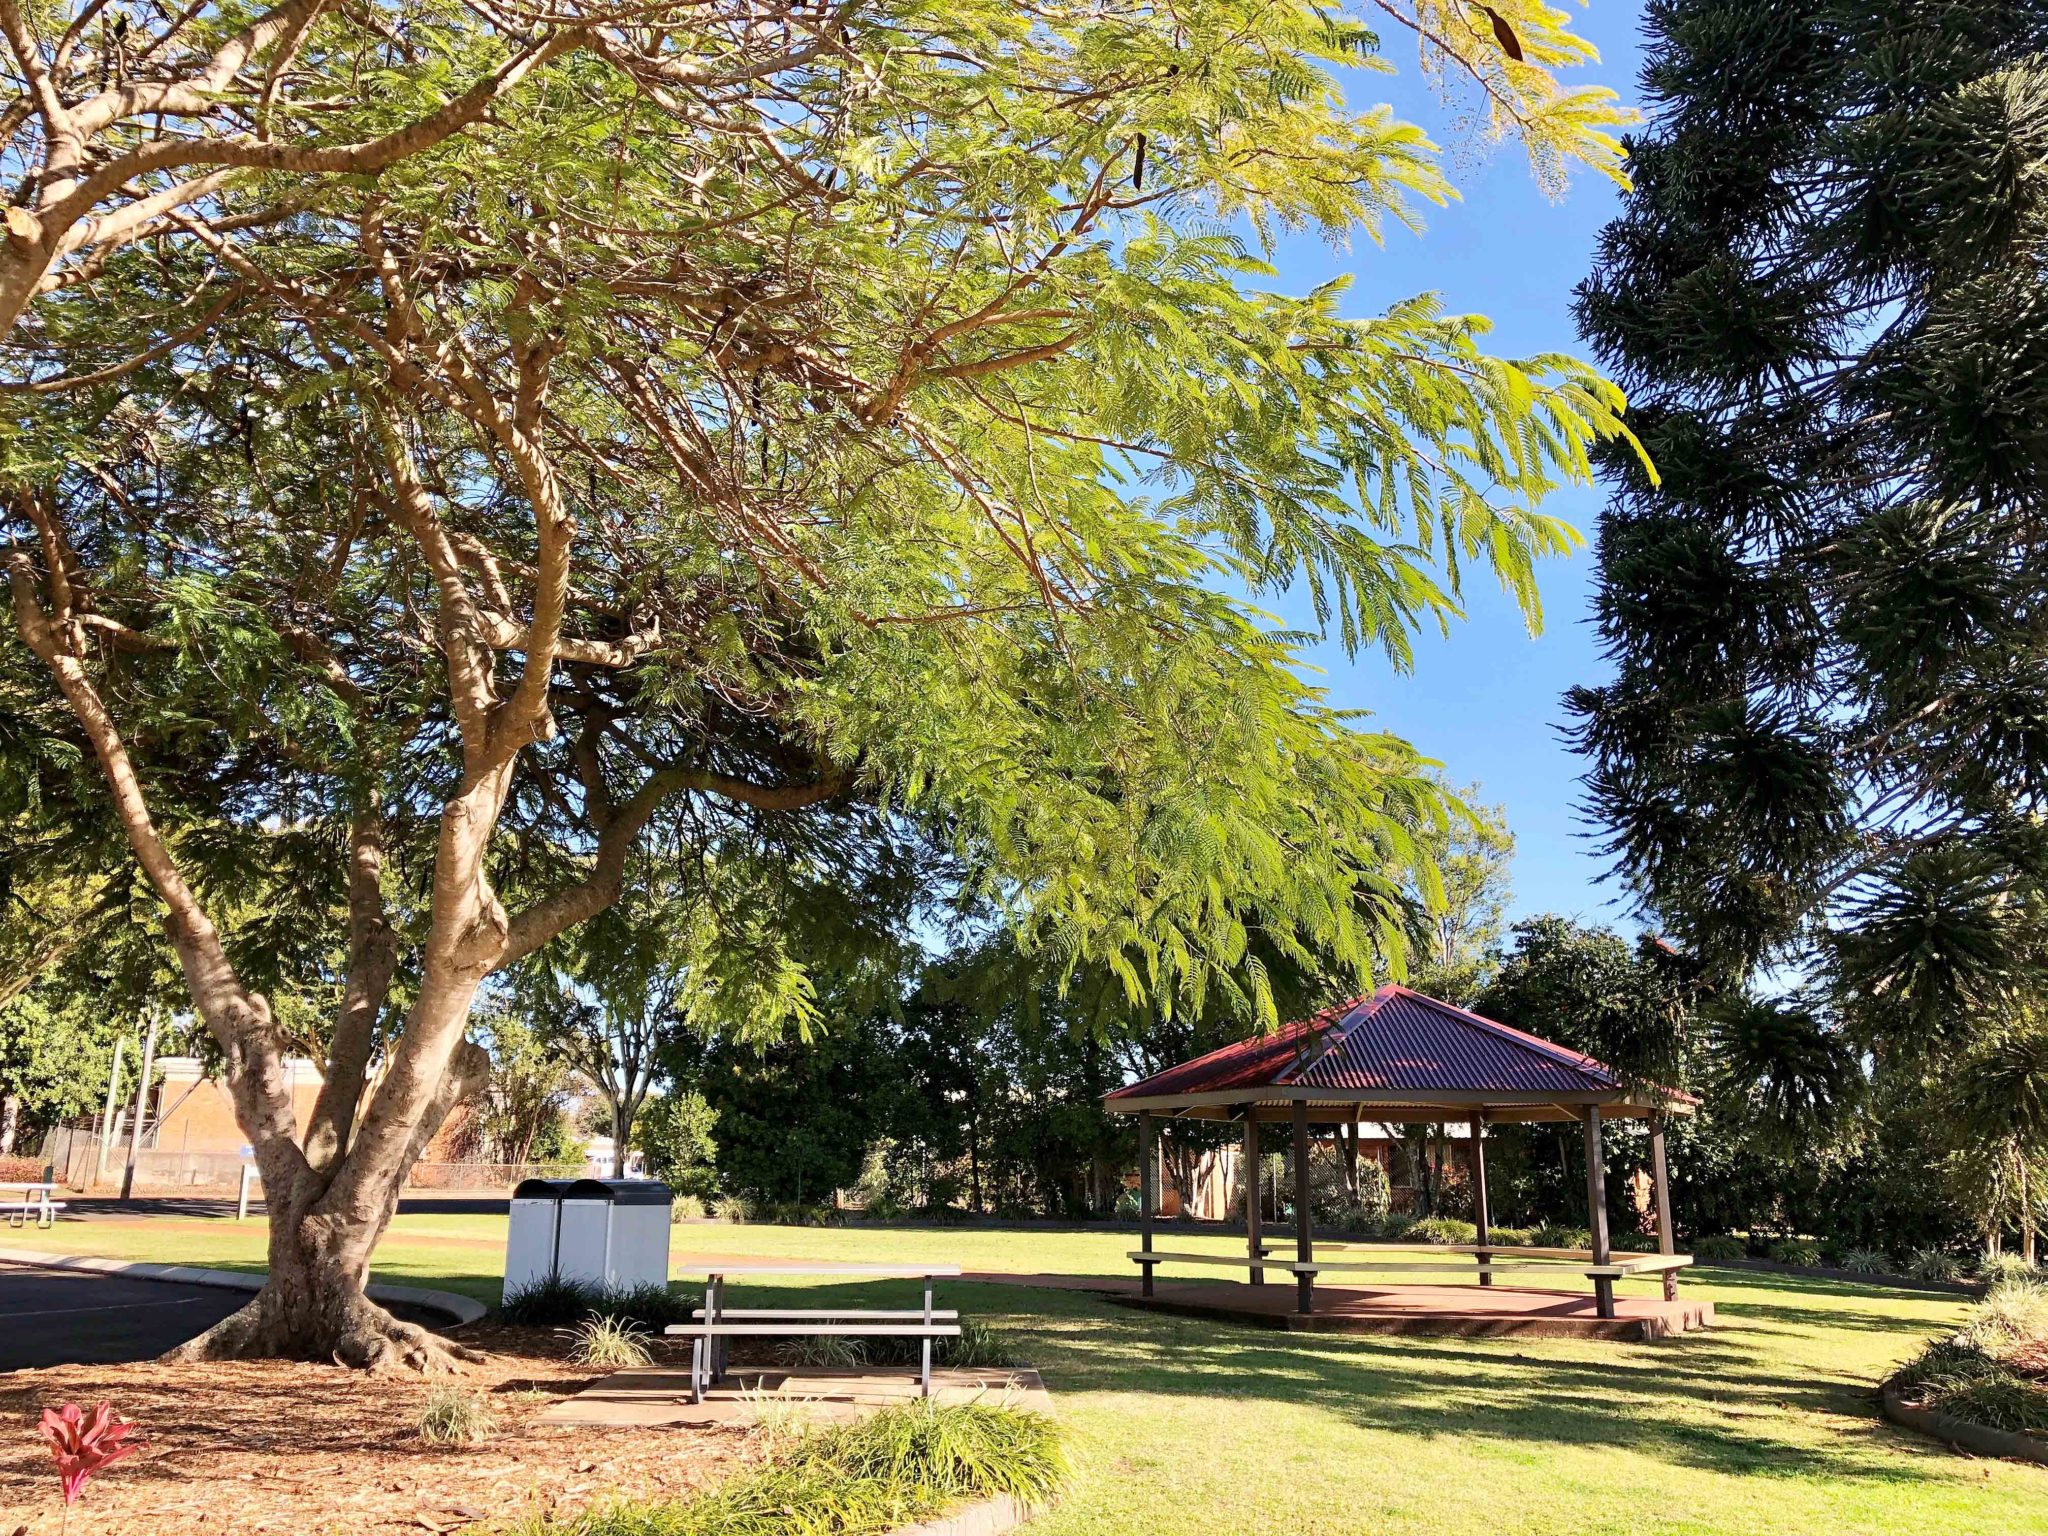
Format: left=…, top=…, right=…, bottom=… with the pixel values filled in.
left=3, top=1, right=1639, bottom=1046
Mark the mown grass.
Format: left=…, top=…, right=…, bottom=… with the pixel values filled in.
left=15, top=1212, right=2048, bottom=1533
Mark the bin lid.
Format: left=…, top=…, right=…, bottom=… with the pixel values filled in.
left=512, top=1177, right=574, bottom=1200
left=562, top=1177, right=673, bottom=1206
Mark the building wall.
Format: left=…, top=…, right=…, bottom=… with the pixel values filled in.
left=152, top=1056, right=325, bottom=1155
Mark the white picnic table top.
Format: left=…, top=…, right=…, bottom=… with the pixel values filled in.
left=693, top=1263, right=963, bottom=1278
left=0, top=1182, right=56, bottom=1191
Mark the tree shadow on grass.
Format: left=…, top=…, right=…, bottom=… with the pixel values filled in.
left=761, top=1276, right=1974, bottom=1491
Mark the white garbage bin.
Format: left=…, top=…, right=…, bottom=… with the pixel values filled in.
left=504, top=1177, right=572, bottom=1298
left=556, top=1178, right=673, bottom=1292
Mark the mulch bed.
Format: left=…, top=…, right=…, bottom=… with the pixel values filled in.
left=0, top=1325, right=751, bottom=1535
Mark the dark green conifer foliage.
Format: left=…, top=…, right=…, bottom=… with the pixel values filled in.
left=1571, top=2, right=2048, bottom=1053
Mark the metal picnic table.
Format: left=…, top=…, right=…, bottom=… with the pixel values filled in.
left=681, top=1262, right=964, bottom=1399
left=1, top=1182, right=63, bottom=1228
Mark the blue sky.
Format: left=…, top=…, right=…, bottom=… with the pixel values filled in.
left=1258, top=5, right=1651, bottom=930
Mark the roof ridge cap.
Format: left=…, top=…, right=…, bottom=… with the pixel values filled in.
left=1275, top=993, right=1371, bottom=1085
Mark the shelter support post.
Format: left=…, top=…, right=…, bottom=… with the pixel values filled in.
left=1138, top=1110, right=1155, bottom=1297
left=1293, top=1101, right=1313, bottom=1314
left=1583, top=1107, right=1614, bottom=1319
left=1244, top=1114, right=1264, bottom=1284
left=1650, top=1111, right=1677, bottom=1301
left=1469, top=1112, right=1492, bottom=1287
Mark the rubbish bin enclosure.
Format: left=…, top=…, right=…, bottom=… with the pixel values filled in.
left=504, top=1177, right=574, bottom=1297
left=555, top=1178, right=673, bottom=1291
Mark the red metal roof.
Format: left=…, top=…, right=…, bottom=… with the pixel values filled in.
left=1105, top=984, right=1636, bottom=1103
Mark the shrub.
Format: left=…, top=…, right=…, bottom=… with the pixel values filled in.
left=1839, top=1248, right=1893, bottom=1274
left=1484, top=1226, right=1535, bottom=1247
left=1907, top=1248, right=1964, bottom=1283
left=538, top=1401, right=1064, bottom=1535
left=1324, top=1199, right=1398, bottom=1237
left=1529, top=1223, right=1593, bottom=1251
left=500, top=1273, right=603, bottom=1326
left=714, top=1194, right=756, bottom=1224
left=1691, top=1234, right=1745, bottom=1264
left=1612, top=1231, right=1658, bottom=1253
left=1889, top=1278, right=2048, bottom=1436
left=500, top=1275, right=695, bottom=1330
left=570, top=1315, right=655, bottom=1369
left=1310, top=1158, right=1392, bottom=1231
left=669, top=1195, right=708, bottom=1224
left=1977, top=1252, right=2041, bottom=1286
left=416, top=1388, right=496, bottom=1446
left=1112, top=1188, right=1141, bottom=1222
left=0, top=1155, right=48, bottom=1184
left=1767, top=1237, right=1822, bottom=1267
left=1402, top=1217, right=1478, bottom=1246
left=756, top=1199, right=842, bottom=1228
left=596, top=1281, right=696, bottom=1330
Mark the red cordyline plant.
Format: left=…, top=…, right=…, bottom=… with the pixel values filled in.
left=38, top=1403, right=140, bottom=1531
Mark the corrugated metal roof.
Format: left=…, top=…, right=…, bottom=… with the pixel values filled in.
left=1105, top=984, right=1631, bottom=1102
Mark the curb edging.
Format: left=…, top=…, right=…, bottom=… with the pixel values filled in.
left=0, top=1246, right=487, bottom=1328
left=1880, top=1384, right=2048, bottom=1467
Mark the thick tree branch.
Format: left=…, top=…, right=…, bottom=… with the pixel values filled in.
left=500, top=763, right=851, bottom=966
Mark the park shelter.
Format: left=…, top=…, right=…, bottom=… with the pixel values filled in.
left=1103, top=985, right=1695, bottom=1325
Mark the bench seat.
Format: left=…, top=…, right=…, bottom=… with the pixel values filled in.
left=670, top=1323, right=961, bottom=1336
left=665, top=1310, right=959, bottom=1402
left=689, top=1308, right=959, bottom=1320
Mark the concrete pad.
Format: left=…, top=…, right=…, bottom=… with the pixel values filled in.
left=1118, top=1278, right=1713, bottom=1341
left=539, top=1366, right=1053, bottom=1428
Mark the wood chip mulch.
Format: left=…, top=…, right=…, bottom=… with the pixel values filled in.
left=0, top=1325, right=753, bottom=1535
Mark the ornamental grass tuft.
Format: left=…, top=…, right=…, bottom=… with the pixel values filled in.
left=571, top=1314, right=655, bottom=1369
left=1890, top=1277, right=2048, bottom=1437
left=416, top=1388, right=496, bottom=1447
left=512, top=1401, right=1064, bottom=1536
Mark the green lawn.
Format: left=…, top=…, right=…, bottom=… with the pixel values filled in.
left=10, top=1213, right=2046, bottom=1534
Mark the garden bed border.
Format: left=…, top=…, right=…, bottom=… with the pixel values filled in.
left=1881, top=1384, right=2048, bottom=1467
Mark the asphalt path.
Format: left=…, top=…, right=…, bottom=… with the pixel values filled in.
left=0, top=1259, right=246, bottom=1369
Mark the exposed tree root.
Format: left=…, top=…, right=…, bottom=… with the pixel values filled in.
left=165, top=1284, right=485, bottom=1373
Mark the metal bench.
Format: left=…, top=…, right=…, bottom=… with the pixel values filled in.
left=668, top=1264, right=963, bottom=1403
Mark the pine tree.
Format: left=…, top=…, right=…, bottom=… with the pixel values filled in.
left=1570, top=2, right=2048, bottom=1062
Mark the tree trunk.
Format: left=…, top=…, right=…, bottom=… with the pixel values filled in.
left=2022, top=1161, right=2037, bottom=1267
left=170, top=1032, right=492, bottom=1371
left=0, top=1092, right=19, bottom=1156
left=170, top=1182, right=478, bottom=1371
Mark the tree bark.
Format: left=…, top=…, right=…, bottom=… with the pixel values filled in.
left=0, top=1092, right=19, bottom=1156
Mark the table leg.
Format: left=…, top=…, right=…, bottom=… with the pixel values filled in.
left=712, top=1277, right=729, bottom=1392
left=922, top=1274, right=935, bottom=1395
